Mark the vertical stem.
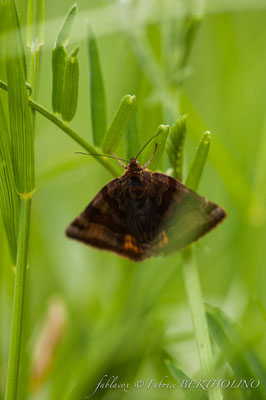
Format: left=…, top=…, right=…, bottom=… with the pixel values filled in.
left=5, top=197, right=32, bottom=400
left=29, top=47, right=40, bottom=129
left=182, top=247, right=223, bottom=400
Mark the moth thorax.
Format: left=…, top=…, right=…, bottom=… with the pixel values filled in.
left=129, top=158, right=142, bottom=170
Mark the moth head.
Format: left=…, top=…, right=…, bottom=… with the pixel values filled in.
left=129, top=158, right=142, bottom=172
left=124, top=158, right=145, bottom=185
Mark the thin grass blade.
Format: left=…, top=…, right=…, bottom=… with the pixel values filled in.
left=5, top=0, right=35, bottom=195
left=26, top=0, right=45, bottom=50
left=27, top=0, right=45, bottom=101
left=143, top=124, right=170, bottom=171
left=0, top=98, right=19, bottom=264
left=165, top=360, right=208, bottom=399
left=126, top=110, right=140, bottom=161
left=88, top=27, right=107, bottom=146
left=55, top=3, right=77, bottom=47
left=186, top=131, right=211, bottom=191
left=102, top=95, right=136, bottom=153
left=207, top=305, right=266, bottom=399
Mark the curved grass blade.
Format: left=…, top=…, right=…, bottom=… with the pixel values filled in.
left=207, top=304, right=266, bottom=399
left=182, top=132, right=223, bottom=400
left=180, top=14, right=203, bottom=70
left=55, top=3, right=77, bottom=48
left=186, top=131, right=211, bottom=191
left=102, top=94, right=136, bottom=153
left=126, top=110, right=140, bottom=161
left=166, top=360, right=208, bottom=399
left=143, top=124, right=170, bottom=171
left=88, top=27, right=106, bottom=146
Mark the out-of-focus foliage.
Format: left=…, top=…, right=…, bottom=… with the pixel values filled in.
left=0, top=0, right=266, bottom=399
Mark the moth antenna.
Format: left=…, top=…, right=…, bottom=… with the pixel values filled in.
left=76, top=152, right=129, bottom=168
left=135, top=132, right=160, bottom=160
left=143, top=144, right=158, bottom=168
left=110, top=152, right=128, bottom=169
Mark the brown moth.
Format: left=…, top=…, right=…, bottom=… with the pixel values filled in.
left=66, top=149, right=226, bottom=261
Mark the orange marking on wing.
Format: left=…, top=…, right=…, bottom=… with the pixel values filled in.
left=123, top=235, right=142, bottom=253
left=162, top=230, right=168, bottom=244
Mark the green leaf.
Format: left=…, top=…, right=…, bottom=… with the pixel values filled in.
left=0, top=79, right=121, bottom=177
left=126, top=110, right=140, bottom=161
left=52, top=46, right=67, bottom=114
left=143, top=124, right=170, bottom=171
left=27, top=0, right=45, bottom=50
left=185, top=131, right=211, bottom=191
left=166, top=360, right=208, bottom=400
left=55, top=3, right=77, bottom=48
left=167, top=115, right=187, bottom=180
left=180, top=14, right=203, bottom=70
left=5, top=0, right=35, bottom=195
left=207, top=305, right=266, bottom=399
left=0, top=98, right=19, bottom=264
left=61, top=46, right=79, bottom=123
left=102, top=95, right=136, bottom=153
left=52, top=4, right=77, bottom=115
left=88, top=27, right=107, bottom=146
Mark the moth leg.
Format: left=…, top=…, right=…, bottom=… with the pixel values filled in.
left=143, top=144, right=158, bottom=168
left=111, top=152, right=127, bottom=169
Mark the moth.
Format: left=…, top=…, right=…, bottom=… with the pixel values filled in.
left=66, top=143, right=226, bottom=262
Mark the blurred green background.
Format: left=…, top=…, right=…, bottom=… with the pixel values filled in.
left=0, top=0, right=266, bottom=399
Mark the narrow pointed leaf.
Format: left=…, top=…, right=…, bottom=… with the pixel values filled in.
left=207, top=305, right=266, bottom=399
left=5, top=0, right=35, bottom=195
left=88, top=27, right=106, bottom=146
left=102, top=95, right=136, bottom=153
left=126, top=110, right=140, bottom=161
left=186, top=131, right=211, bottom=191
left=55, top=3, right=77, bottom=48
left=143, top=124, right=170, bottom=171
left=166, top=360, right=208, bottom=399
left=61, top=46, right=79, bottom=122
left=0, top=98, right=19, bottom=263
left=180, top=14, right=202, bottom=69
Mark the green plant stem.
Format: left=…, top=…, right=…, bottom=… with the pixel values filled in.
left=5, top=197, right=32, bottom=400
left=29, top=47, right=40, bottom=129
left=0, top=80, right=120, bottom=177
left=30, top=99, right=119, bottom=176
left=29, top=48, right=39, bottom=101
left=182, top=247, right=223, bottom=400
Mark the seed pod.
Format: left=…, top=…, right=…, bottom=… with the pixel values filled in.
left=52, top=46, right=67, bottom=114
left=60, top=46, right=79, bottom=123
left=51, top=4, right=77, bottom=115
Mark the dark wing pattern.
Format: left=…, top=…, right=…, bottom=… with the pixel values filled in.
left=66, top=172, right=226, bottom=261
left=150, top=172, right=226, bottom=255
left=66, top=178, right=149, bottom=261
